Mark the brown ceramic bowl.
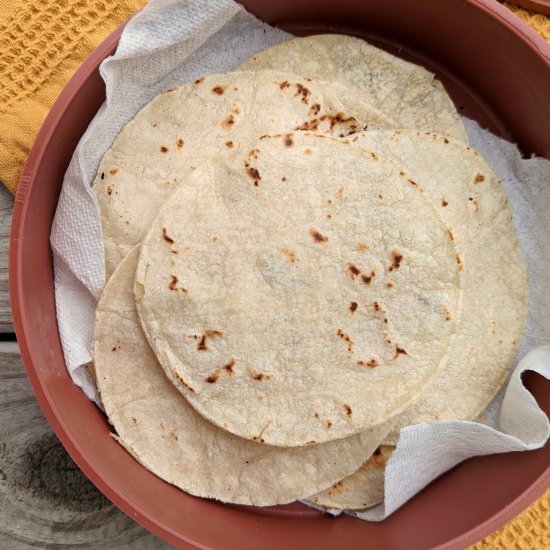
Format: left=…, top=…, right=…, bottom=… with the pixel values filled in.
left=10, top=1, right=550, bottom=548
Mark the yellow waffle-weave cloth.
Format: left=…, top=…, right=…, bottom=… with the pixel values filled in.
left=0, top=0, right=145, bottom=194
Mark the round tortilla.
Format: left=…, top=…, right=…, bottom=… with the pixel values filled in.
left=237, top=34, right=467, bottom=141
left=135, top=132, right=463, bottom=447
left=349, top=130, right=528, bottom=442
left=308, top=445, right=394, bottom=510
left=94, top=247, right=392, bottom=506
left=92, top=70, right=395, bottom=278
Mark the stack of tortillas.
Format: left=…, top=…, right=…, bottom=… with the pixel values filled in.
left=90, top=34, right=527, bottom=510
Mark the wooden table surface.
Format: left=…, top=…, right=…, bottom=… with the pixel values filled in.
left=0, top=185, right=171, bottom=549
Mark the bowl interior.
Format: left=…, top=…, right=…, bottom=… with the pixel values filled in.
left=11, top=1, right=550, bottom=549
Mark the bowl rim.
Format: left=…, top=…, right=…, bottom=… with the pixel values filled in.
left=9, top=1, right=550, bottom=548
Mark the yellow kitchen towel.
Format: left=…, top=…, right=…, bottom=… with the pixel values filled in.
left=472, top=487, right=550, bottom=549
left=0, top=0, right=146, bottom=194
left=503, top=1, right=550, bottom=42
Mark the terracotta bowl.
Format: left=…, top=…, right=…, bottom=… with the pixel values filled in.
left=10, top=1, right=550, bottom=548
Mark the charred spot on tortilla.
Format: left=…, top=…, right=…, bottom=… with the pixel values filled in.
left=197, top=330, right=223, bottom=352
left=310, top=229, right=328, bottom=243
left=388, top=251, right=403, bottom=272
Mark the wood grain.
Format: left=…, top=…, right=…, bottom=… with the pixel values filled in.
left=0, top=343, right=171, bottom=549
left=0, top=186, right=13, bottom=333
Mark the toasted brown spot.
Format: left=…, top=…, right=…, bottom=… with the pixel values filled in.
left=212, top=85, right=226, bottom=95
left=343, top=404, right=352, bottom=417
left=325, top=481, right=344, bottom=497
left=109, top=168, right=118, bottom=176
left=348, top=263, right=360, bottom=278
left=306, top=440, right=317, bottom=446
left=124, top=219, right=130, bottom=226
left=373, top=301, right=380, bottom=312
left=281, top=247, right=298, bottom=264
left=336, top=329, right=353, bottom=354
left=168, top=275, right=178, bottom=291
left=194, top=77, right=205, bottom=84
left=310, top=228, right=328, bottom=243
left=206, top=373, right=219, bottom=384
left=170, top=432, right=178, bottom=441
left=394, top=345, right=408, bottom=357
left=246, top=165, right=261, bottom=186
left=294, top=83, right=311, bottom=103
left=378, top=193, right=384, bottom=200
left=150, top=122, right=157, bottom=127
left=295, top=118, right=319, bottom=131
left=367, top=445, right=395, bottom=469
left=225, top=140, right=234, bottom=148
left=441, top=198, right=448, bottom=207
left=474, top=173, right=485, bottom=183
left=338, top=186, right=345, bottom=199
left=443, top=307, right=452, bottom=321
left=356, top=242, right=368, bottom=253
left=174, top=372, right=196, bottom=393
left=408, top=178, right=418, bottom=187
left=309, top=103, right=321, bottom=115
left=111, top=345, right=120, bottom=352
left=447, top=229, right=455, bottom=241
left=304, top=147, right=313, bottom=156
left=326, top=214, right=332, bottom=219
left=100, top=172, right=105, bottom=180
left=349, top=301, right=358, bottom=313
left=160, top=146, right=169, bottom=153
left=162, top=227, right=175, bottom=244
left=444, top=138, right=450, bottom=144
left=278, top=80, right=290, bottom=90
left=386, top=282, right=393, bottom=288
left=388, top=251, right=403, bottom=272
left=282, top=177, right=286, bottom=182
left=197, top=330, right=223, bottom=351
left=221, top=114, right=235, bottom=131
left=250, top=369, right=273, bottom=382
left=107, top=186, right=113, bottom=196
left=283, top=134, right=294, bottom=147
left=456, top=254, right=464, bottom=271
left=132, top=417, right=138, bottom=424
left=326, top=420, right=333, bottom=428
left=223, top=359, right=235, bottom=375
left=362, top=271, right=376, bottom=285
left=358, top=358, right=379, bottom=368
left=314, top=412, right=320, bottom=419
left=399, top=171, right=405, bottom=176
left=176, top=138, right=184, bottom=148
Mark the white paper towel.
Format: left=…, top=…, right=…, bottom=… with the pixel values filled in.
left=50, top=0, right=550, bottom=519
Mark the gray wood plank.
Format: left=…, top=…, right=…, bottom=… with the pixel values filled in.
left=0, top=185, right=13, bottom=333
left=0, top=343, right=171, bottom=549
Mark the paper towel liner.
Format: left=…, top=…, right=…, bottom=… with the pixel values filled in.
left=49, top=0, right=550, bottom=520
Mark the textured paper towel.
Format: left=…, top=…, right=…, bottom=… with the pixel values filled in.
left=50, top=0, right=550, bottom=519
